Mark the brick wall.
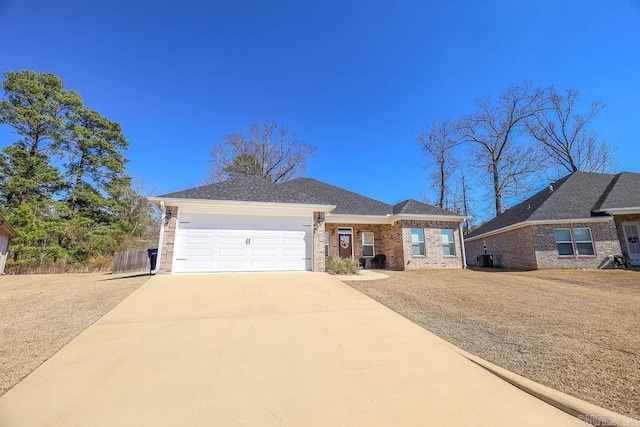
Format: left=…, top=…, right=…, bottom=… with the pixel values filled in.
left=613, top=214, right=640, bottom=260
left=158, top=206, right=178, bottom=274
left=532, top=221, right=621, bottom=269
left=465, top=226, right=537, bottom=269
left=324, top=223, right=403, bottom=269
left=399, top=220, right=464, bottom=270
left=312, top=212, right=326, bottom=272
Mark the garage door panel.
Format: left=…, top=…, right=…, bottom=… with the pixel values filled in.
left=174, top=213, right=311, bottom=273
left=181, top=261, right=213, bottom=271
left=184, top=247, right=213, bottom=257
left=219, top=236, right=247, bottom=245
left=252, top=247, right=277, bottom=256
left=218, top=247, right=245, bottom=257
left=184, top=236, right=214, bottom=246
left=251, top=237, right=278, bottom=246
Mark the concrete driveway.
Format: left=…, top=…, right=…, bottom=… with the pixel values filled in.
left=0, top=273, right=586, bottom=426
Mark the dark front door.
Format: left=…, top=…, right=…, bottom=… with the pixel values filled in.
left=338, top=233, right=352, bottom=258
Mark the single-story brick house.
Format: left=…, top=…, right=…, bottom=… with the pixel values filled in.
left=0, top=212, right=18, bottom=275
left=465, top=171, right=640, bottom=269
left=149, top=176, right=467, bottom=273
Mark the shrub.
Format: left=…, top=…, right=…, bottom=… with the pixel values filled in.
left=325, top=256, right=362, bottom=275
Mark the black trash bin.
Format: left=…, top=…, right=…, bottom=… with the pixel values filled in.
left=147, top=248, right=158, bottom=274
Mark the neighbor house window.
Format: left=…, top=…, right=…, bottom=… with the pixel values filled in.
left=574, top=228, right=595, bottom=256
left=442, top=229, right=455, bottom=256
left=324, top=232, right=329, bottom=257
left=411, top=228, right=425, bottom=255
left=554, top=229, right=574, bottom=256
left=362, top=232, right=374, bottom=257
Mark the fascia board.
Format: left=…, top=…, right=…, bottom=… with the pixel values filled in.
left=148, top=197, right=335, bottom=212
left=391, top=213, right=469, bottom=222
left=325, top=214, right=393, bottom=224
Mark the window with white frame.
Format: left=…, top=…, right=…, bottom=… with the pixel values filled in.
left=324, top=232, right=329, bottom=257
left=442, top=229, right=455, bottom=256
left=554, top=229, right=574, bottom=256
left=362, top=232, right=374, bottom=257
left=574, top=228, right=595, bottom=256
left=411, top=228, right=425, bottom=255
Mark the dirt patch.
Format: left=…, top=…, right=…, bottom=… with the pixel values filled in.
left=346, top=268, right=640, bottom=420
left=0, top=272, right=150, bottom=396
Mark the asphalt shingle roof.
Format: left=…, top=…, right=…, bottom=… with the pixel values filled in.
left=596, top=172, right=640, bottom=211
left=159, top=175, right=325, bottom=205
left=279, top=178, right=392, bottom=215
left=466, top=171, right=621, bottom=239
left=158, top=176, right=462, bottom=218
left=393, top=199, right=460, bottom=216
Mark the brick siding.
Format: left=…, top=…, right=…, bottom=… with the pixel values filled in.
left=466, top=226, right=537, bottom=269
left=532, top=221, right=621, bottom=269
left=158, top=206, right=178, bottom=274
left=400, top=220, right=464, bottom=270
left=324, top=223, right=403, bottom=269
left=312, top=212, right=326, bottom=272
left=465, top=220, right=624, bottom=270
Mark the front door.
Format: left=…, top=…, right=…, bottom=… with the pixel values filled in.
left=338, top=233, right=353, bottom=258
left=622, top=222, right=640, bottom=264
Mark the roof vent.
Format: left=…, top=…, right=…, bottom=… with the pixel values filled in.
left=527, top=204, right=531, bottom=210
left=549, top=184, right=554, bottom=192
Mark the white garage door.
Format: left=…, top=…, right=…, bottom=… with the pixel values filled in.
left=173, top=213, right=312, bottom=273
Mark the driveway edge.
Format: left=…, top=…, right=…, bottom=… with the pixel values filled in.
left=449, top=345, right=640, bottom=427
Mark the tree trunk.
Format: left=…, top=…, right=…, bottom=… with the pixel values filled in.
left=492, top=162, right=501, bottom=215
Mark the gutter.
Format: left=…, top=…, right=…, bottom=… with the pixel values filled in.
left=459, top=221, right=467, bottom=268
left=150, top=201, right=165, bottom=275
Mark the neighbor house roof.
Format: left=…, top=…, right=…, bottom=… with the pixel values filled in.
left=0, top=212, right=18, bottom=238
left=155, top=176, right=464, bottom=219
left=157, top=175, right=326, bottom=205
left=595, top=172, right=640, bottom=211
left=466, top=171, right=638, bottom=240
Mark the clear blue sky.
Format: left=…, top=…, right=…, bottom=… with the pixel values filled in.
left=1, top=0, right=639, bottom=217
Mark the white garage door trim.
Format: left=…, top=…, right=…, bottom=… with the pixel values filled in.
left=173, top=212, right=312, bottom=273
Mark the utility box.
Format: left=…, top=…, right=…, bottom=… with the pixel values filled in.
left=477, top=254, right=494, bottom=268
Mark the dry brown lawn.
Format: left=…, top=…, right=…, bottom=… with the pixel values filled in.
left=346, top=268, right=640, bottom=420
left=0, top=273, right=150, bottom=397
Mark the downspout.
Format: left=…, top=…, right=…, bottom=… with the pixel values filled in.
left=150, top=201, right=166, bottom=275
left=459, top=220, right=467, bottom=269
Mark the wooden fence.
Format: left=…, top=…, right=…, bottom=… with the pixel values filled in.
left=112, top=249, right=150, bottom=274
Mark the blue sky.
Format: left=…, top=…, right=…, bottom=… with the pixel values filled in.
left=1, top=0, right=639, bottom=219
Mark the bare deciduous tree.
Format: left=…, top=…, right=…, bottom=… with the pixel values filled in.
left=206, top=121, right=316, bottom=183
left=418, top=119, right=462, bottom=209
left=527, top=87, right=616, bottom=174
left=458, top=82, right=546, bottom=216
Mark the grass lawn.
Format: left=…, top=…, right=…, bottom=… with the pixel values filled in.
left=346, top=268, right=640, bottom=420
left=0, top=273, right=150, bottom=397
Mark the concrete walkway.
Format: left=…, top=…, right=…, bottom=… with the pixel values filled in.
left=0, top=273, right=588, bottom=426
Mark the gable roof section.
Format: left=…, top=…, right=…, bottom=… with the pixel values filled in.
left=595, top=172, right=640, bottom=211
left=278, top=178, right=392, bottom=215
left=158, top=175, right=325, bottom=205
left=154, top=176, right=465, bottom=219
left=466, top=171, right=617, bottom=240
left=393, top=199, right=460, bottom=216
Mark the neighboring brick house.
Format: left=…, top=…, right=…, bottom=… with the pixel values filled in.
left=465, top=171, right=640, bottom=270
left=149, top=176, right=467, bottom=274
